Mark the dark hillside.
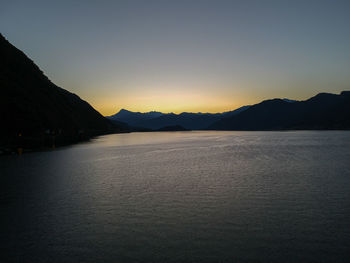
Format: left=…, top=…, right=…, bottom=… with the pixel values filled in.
left=0, top=33, right=121, bottom=151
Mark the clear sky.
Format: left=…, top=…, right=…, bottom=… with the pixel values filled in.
left=1, top=0, right=350, bottom=115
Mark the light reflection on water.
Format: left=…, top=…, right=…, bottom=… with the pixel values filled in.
left=1, top=131, right=350, bottom=262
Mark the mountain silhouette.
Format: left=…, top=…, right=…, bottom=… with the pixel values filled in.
left=111, top=109, right=163, bottom=126
left=209, top=91, right=350, bottom=130
left=0, top=33, right=121, bottom=151
left=108, top=106, right=250, bottom=130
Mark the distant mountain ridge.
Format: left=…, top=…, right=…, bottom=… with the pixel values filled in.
left=209, top=91, right=350, bottom=130
left=108, top=91, right=350, bottom=131
left=107, top=106, right=251, bottom=130
left=0, top=33, right=121, bottom=151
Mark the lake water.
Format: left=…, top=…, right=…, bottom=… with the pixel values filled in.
left=1, top=131, right=350, bottom=262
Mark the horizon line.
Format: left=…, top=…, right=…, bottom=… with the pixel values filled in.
left=102, top=90, right=350, bottom=117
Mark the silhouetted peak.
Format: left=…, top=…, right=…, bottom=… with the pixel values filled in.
left=118, top=109, right=131, bottom=113
left=0, top=33, right=11, bottom=45
left=259, top=98, right=288, bottom=105
left=116, top=109, right=163, bottom=115
left=306, top=92, right=339, bottom=102
left=340, top=91, right=350, bottom=97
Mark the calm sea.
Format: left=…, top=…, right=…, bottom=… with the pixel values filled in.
left=1, top=131, right=350, bottom=262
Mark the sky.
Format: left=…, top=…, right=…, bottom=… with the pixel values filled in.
left=1, top=0, right=350, bottom=115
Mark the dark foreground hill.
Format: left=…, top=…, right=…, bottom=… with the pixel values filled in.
left=0, top=33, right=121, bottom=152
left=209, top=91, right=350, bottom=130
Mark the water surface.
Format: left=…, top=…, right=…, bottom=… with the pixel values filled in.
left=1, top=131, right=350, bottom=262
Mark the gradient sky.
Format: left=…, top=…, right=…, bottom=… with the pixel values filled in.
left=1, top=0, right=350, bottom=115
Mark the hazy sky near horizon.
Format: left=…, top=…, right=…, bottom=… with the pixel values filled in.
left=1, top=0, right=350, bottom=115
